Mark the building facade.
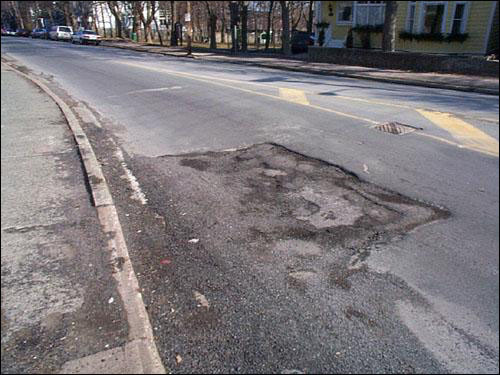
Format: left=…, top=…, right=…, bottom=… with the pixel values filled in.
left=315, top=1, right=499, bottom=55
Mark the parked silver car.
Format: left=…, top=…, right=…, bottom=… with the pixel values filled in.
left=49, top=25, right=73, bottom=41
left=71, top=30, right=101, bottom=45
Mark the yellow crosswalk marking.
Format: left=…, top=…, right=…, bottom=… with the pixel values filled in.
left=279, top=88, right=310, bottom=106
left=416, top=109, right=499, bottom=157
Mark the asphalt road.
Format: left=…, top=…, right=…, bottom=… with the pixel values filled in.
left=1, top=37, right=498, bottom=373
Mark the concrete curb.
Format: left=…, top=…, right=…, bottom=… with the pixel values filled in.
left=2, top=61, right=166, bottom=374
left=100, top=43, right=499, bottom=96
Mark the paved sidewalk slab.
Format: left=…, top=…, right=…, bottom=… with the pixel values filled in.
left=1, top=66, right=128, bottom=373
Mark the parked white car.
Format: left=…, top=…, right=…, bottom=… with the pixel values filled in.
left=49, top=26, right=73, bottom=41
left=71, top=30, right=101, bottom=45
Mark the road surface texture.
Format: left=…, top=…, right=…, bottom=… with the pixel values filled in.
left=1, top=37, right=498, bottom=373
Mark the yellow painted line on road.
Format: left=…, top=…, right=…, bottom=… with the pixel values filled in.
left=279, top=88, right=310, bottom=105
left=416, top=109, right=499, bottom=157
left=116, top=60, right=379, bottom=125
left=319, top=94, right=499, bottom=124
left=333, top=94, right=412, bottom=109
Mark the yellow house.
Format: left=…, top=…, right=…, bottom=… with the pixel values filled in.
left=314, top=1, right=499, bottom=55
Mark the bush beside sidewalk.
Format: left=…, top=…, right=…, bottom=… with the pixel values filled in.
left=100, top=40, right=499, bottom=96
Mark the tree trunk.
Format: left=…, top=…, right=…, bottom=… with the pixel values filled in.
left=170, top=1, right=177, bottom=45
left=107, top=2, right=122, bottom=38
left=265, top=0, right=274, bottom=50
left=133, top=1, right=142, bottom=41
left=10, top=1, right=23, bottom=29
left=62, top=2, right=73, bottom=28
left=100, top=3, right=107, bottom=37
left=240, top=3, right=248, bottom=52
left=307, top=0, right=314, bottom=34
left=154, top=13, right=163, bottom=45
left=221, top=13, right=225, bottom=44
left=145, top=2, right=153, bottom=43
left=93, top=4, right=100, bottom=34
left=280, top=1, right=290, bottom=55
left=254, top=8, right=258, bottom=48
left=209, top=13, right=217, bottom=49
left=382, top=1, right=398, bottom=52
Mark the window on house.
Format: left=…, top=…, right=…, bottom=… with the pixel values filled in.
left=422, top=3, right=445, bottom=34
left=337, top=4, right=353, bottom=24
left=406, top=2, right=417, bottom=32
left=451, top=3, right=467, bottom=34
left=355, top=1, right=386, bottom=26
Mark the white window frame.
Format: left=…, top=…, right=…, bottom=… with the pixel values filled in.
left=418, top=1, right=448, bottom=34
left=353, top=1, right=386, bottom=27
left=336, top=3, right=354, bottom=25
left=449, top=1, right=470, bottom=34
left=405, top=1, right=417, bottom=32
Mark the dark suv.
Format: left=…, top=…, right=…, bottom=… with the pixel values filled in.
left=291, top=31, right=314, bottom=54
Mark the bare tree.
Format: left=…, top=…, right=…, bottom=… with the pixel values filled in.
left=280, top=1, right=290, bottom=55
left=265, top=0, right=274, bottom=50
left=139, top=1, right=157, bottom=43
left=290, top=0, right=304, bottom=31
left=107, top=1, right=123, bottom=38
left=306, top=0, right=313, bottom=34
left=131, top=1, right=143, bottom=41
left=169, top=1, right=177, bottom=45
left=204, top=1, right=217, bottom=49
left=239, top=1, right=248, bottom=52
left=153, top=2, right=163, bottom=44
left=382, top=1, right=398, bottom=52
left=10, top=1, right=25, bottom=29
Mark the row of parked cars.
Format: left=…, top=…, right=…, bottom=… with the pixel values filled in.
left=2, top=26, right=101, bottom=45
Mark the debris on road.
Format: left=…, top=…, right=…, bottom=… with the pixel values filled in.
left=194, top=291, right=210, bottom=308
left=188, top=238, right=199, bottom=244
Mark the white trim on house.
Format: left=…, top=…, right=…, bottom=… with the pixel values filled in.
left=336, top=3, right=354, bottom=25
left=418, top=1, right=449, bottom=34
left=449, top=1, right=470, bottom=34
left=405, top=1, right=417, bottom=32
left=483, top=0, right=497, bottom=54
left=353, top=1, right=386, bottom=26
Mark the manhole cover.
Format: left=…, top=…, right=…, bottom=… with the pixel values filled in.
left=374, top=122, right=421, bottom=135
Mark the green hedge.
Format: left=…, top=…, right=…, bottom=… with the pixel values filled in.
left=399, top=31, right=469, bottom=43
left=352, top=24, right=384, bottom=33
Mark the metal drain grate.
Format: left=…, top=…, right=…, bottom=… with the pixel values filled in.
left=373, top=122, right=422, bottom=135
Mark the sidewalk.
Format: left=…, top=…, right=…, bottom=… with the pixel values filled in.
left=101, top=40, right=499, bottom=95
left=0, top=65, right=147, bottom=373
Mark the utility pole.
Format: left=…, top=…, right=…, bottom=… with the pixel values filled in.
left=186, top=1, right=193, bottom=56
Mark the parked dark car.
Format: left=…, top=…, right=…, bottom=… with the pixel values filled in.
left=291, top=31, right=314, bottom=54
left=15, top=29, right=31, bottom=37
left=31, top=28, right=48, bottom=39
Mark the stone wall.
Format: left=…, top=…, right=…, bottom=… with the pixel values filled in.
left=308, top=47, right=499, bottom=77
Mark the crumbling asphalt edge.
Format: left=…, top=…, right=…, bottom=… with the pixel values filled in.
left=2, top=60, right=167, bottom=374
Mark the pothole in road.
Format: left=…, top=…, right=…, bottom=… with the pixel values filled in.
left=130, top=142, right=451, bottom=372
left=155, top=143, right=449, bottom=288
